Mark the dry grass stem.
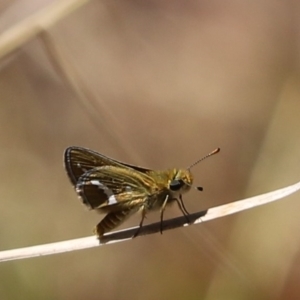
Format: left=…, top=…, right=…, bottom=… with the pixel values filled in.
left=0, top=0, right=90, bottom=59
left=0, top=181, right=299, bottom=262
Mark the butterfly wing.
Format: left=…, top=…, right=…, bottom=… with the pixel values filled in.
left=64, top=146, right=152, bottom=185
left=75, top=165, right=160, bottom=210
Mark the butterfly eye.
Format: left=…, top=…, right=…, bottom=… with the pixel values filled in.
left=169, top=179, right=185, bottom=191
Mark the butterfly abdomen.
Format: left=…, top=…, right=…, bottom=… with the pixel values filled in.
left=95, top=208, right=138, bottom=237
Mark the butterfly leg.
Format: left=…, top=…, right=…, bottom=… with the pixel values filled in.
left=132, top=206, right=147, bottom=238
left=159, top=195, right=169, bottom=234
left=176, top=195, right=190, bottom=223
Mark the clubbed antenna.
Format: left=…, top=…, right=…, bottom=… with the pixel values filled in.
left=188, top=148, right=220, bottom=170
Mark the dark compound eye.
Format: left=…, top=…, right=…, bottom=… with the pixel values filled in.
left=169, top=179, right=184, bottom=191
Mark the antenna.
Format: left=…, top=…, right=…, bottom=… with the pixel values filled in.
left=188, top=147, right=220, bottom=170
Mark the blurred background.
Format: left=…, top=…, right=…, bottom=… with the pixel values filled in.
left=1, top=0, right=300, bottom=299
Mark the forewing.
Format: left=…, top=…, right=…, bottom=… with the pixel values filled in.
left=76, top=165, right=158, bottom=210
left=64, top=146, right=152, bottom=185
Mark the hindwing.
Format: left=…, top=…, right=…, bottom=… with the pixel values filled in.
left=76, top=165, right=160, bottom=210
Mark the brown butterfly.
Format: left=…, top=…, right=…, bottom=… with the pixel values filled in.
left=64, top=146, right=220, bottom=238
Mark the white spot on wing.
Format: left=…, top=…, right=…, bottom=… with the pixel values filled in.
left=91, top=180, right=103, bottom=186
left=125, top=186, right=132, bottom=192
left=90, top=180, right=117, bottom=205
left=76, top=163, right=87, bottom=172
left=108, top=195, right=117, bottom=205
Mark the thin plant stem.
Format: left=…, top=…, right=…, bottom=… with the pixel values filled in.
left=0, top=181, right=299, bottom=262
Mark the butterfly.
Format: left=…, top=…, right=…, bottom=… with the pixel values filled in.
left=64, top=146, right=220, bottom=237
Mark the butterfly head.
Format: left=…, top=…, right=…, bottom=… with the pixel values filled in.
left=168, top=147, right=220, bottom=195
left=169, top=169, right=193, bottom=194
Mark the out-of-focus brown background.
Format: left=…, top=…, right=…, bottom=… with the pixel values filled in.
left=1, top=1, right=300, bottom=299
